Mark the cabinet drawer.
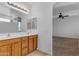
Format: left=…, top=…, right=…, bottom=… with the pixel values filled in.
left=9, top=38, right=21, bottom=44
left=22, top=37, right=28, bottom=41
left=29, top=35, right=38, bottom=38
left=33, top=35, right=38, bottom=38
left=0, top=40, right=10, bottom=46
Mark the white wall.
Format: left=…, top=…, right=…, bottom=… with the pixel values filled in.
left=53, top=15, right=79, bottom=38
left=31, top=2, right=53, bottom=55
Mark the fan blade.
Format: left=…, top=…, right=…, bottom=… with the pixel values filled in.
left=63, top=15, right=69, bottom=17
left=68, top=13, right=78, bottom=16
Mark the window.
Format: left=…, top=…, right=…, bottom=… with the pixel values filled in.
left=0, top=18, right=10, bottom=22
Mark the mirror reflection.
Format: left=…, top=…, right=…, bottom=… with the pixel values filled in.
left=0, top=2, right=37, bottom=33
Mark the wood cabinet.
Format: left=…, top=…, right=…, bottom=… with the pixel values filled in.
left=29, top=36, right=34, bottom=53
left=22, top=36, right=29, bottom=56
left=29, top=35, right=38, bottom=53
left=12, top=41, right=21, bottom=56
left=34, top=35, right=38, bottom=50
left=0, top=35, right=38, bottom=56
left=12, top=42, right=21, bottom=56
left=10, top=38, right=21, bottom=56
left=0, top=40, right=11, bottom=56
left=0, top=45, right=11, bottom=56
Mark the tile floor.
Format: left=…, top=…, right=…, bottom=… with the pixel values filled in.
left=27, top=50, right=49, bottom=56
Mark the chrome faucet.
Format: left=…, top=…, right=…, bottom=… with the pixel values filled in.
left=7, top=33, right=10, bottom=37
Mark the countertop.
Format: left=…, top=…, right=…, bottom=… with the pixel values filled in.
left=0, top=31, right=38, bottom=40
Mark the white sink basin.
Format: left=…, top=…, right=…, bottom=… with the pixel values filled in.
left=0, top=32, right=28, bottom=40
left=0, top=30, right=38, bottom=40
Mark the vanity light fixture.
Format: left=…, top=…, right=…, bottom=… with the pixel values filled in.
left=6, top=2, right=29, bottom=14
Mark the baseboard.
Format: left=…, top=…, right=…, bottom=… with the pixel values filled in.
left=37, top=49, right=50, bottom=56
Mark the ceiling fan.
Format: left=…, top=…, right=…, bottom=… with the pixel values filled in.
left=58, top=12, right=69, bottom=19
left=54, top=10, right=79, bottom=20
left=56, top=10, right=70, bottom=20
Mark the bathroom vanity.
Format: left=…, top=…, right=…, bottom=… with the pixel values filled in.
left=0, top=2, right=38, bottom=56
left=0, top=33, right=38, bottom=56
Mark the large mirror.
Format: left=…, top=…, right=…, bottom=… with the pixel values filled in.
left=0, top=2, right=28, bottom=33
left=0, top=2, right=37, bottom=33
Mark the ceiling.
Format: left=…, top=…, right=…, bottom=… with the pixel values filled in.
left=54, top=2, right=77, bottom=8
left=53, top=2, right=79, bottom=16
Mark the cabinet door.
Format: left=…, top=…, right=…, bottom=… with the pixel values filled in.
left=22, top=37, right=29, bottom=55
left=0, top=45, right=11, bottom=56
left=22, top=48, right=28, bottom=56
left=34, top=35, right=38, bottom=50
left=29, top=37, right=34, bottom=53
left=12, top=42, right=21, bottom=56
left=22, top=37, right=29, bottom=48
